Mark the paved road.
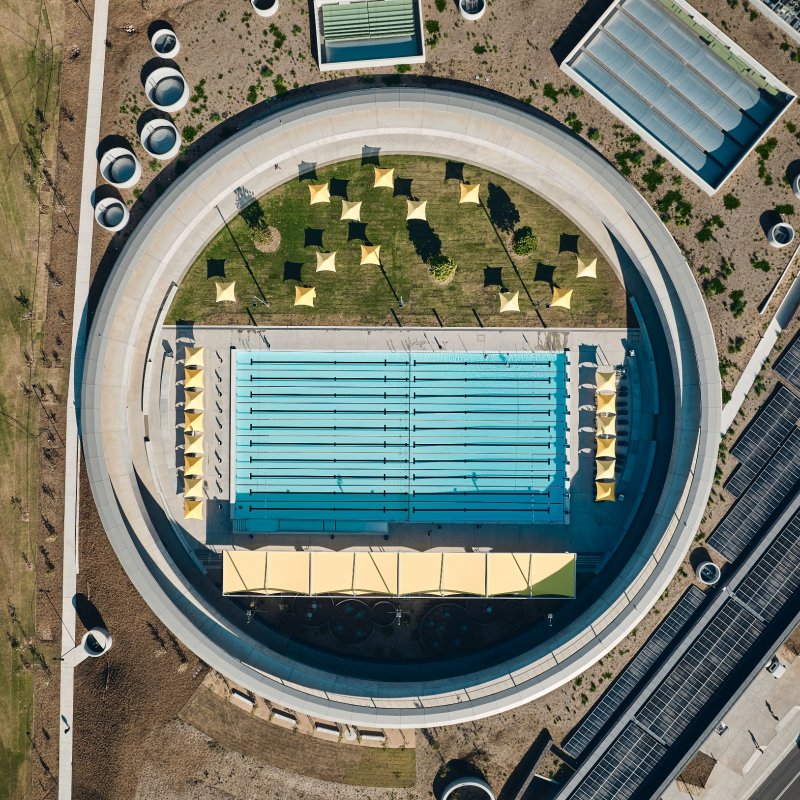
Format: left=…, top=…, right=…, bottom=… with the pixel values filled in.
left=749, top=744, right=800, bottom=800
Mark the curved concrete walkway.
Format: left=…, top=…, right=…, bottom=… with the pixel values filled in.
left=81, top=87, right=720, bottom=727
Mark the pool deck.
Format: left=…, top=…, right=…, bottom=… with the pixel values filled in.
left=150, top=324, right=647, bottom=568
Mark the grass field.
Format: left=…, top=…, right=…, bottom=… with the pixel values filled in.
left=167, top=156, right=628, bottom=329
left=0, top=0, right=62, bottom=795
left=180, top=687, right=416, bottom=788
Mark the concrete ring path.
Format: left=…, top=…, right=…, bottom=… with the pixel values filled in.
left=81, top=86, right=720, bottom=727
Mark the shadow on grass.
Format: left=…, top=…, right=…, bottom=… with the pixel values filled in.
left=393, top=177, right=414, bottom=199
left=487, top=182, right=520, bottom=233
left=347, top=221, right=370, bottom=243
left=283, top=261, right=303, bottom=282
left=304, top=227, right=324, bottom=248
left=444, top=160, right=465, bottom=182
left=407, top=220, right=442, bottom=262
left=483, top=266, right=503, bottom=288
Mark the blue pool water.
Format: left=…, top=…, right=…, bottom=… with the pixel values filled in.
left=233, top=351, right=568, bottom=532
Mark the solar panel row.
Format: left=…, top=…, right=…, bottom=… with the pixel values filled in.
left=562, top=585, right=705, bottom=758
left=775, top=334, right=800, bottom=391
left=708, top=427, right=800, bottom=562
left=726, top=385, right=800, bottom=498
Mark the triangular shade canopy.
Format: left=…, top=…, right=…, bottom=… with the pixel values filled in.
left=184, top=411, right=204, bottom=433
left=184, top=455, right=204, bottom=477
left=406, top=199, right=427, bottom=221
left=596, top=481, right=615, bottom=502
left=596, top=368, right=617, bottom=393
left=459, top=183, right=480, bottom=204
left=373, top=167, right=394, bottom=188
left=596, top=415, right=616, bottom=437
left=340, top=199, right=362, bottom=221
left=184, top=389, right=204, bottom=411
left=576, top=257, right=597, bottom=279
left=183, top=476, right=204, bottom=499
left=499, top=291, right=520, bottom=313
left=294, top=286, right=316, bottom=307
left=596, top=436, right=616, bottom=459
left=550, top=286, right=573, bottom=309
left=215, top=281, right=236, bottom=302
left=315, top=251, right=336, bottom=272
left=360, top=245, right=381, bottom=265
left=308, top=183, right=330, bottom=204
left=184, top=346, right=204, bottom=368
left=597, top=393, right=616, bottom=414
left=595, top=459, right=616, bottom=481
left=184, top=433, right=204, bottom=455
left=184, top=367, right=204, bottom=389
left=183, top=498, right=204, bottom=520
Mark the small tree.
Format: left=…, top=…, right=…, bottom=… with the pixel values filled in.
left=512, top=226, right=538, bottom=255
left=428, top=255, right=457, bottom=283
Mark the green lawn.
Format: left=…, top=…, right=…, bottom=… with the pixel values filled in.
left=167, top=156, right=628, bottom=328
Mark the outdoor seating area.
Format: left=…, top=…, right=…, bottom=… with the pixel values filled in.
left=595, top=367, right=618, bottom=502
left=181, top=346, right=206, bottom=520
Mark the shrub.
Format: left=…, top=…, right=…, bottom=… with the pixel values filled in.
left=588, top=128, right=600, bottom=141
left=473, top=44, right=487, bottom=55
left=182, top=124, right=199, bottom=143
left=428, top=255, right=457, bottom=283
left=729, top=289, right=747, bottom=317
left=702, top=277, right=726, bottom=297
left=642, top=168, right=664, bottom=192
left=722, top=388, right=732, bottom=404
left=395, top=64, right=411, bottom=73
left=723, top=193, right=740, bottom=210
left=425, top=20, right=439, bottom=33
left=511, top=226, right=538, bottom=255
left=752, top=258, right=771, bottom=272
left=775, top=203, right=795, bottom=216
left=436, top=0, right=446, bottom=9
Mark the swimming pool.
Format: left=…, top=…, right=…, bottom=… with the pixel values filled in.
left=233, top=350, right=568, bottom=532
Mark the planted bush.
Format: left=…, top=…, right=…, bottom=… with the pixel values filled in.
left=428, top=255, right=457, bottom=283
left=512, top=225, right=538, bottom=255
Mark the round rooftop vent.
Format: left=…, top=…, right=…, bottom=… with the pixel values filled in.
left=768, top=221, right=795, bottom=248
left=94, top=197, right=129, bottom=231
left=140, top=118, right=181, bottom=160
left=81, top=626, right=113, bottom=657
left=442, top=777, right=495, bottom=800
left=251, top=0, right=279, bottom=17
left=696, top=560, right=721, bottom=586
left=99, top=147, right=141, bottom=189
left=150, top=28, right=180, bottom=58
left=459, top=0, right=486, bottom=20
left=144, top=66, right=189, bottom=113
left=792, top=174, right=800, bottom=200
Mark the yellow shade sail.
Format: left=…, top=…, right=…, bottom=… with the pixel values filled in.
left=596, top=368, right=617, bottom=393
left=184, top=346, right=204, bottom=368
left=184, top=367, right=204, bottom=389
left=440, top=552, right=487, bottom=595
left=265, top=551, right=311, bottom=594
left=183, top=476, right=204, bottom=499
left=459, top=183, right=480, bottom=204
left=486, top=553, right=532, bottom=596
left=184, top=433, right=204, bottom=455
left=184, top=389, right=204, bottom=411
left=294, top=285, right=316, bottom=307
left=373, top=167, right=394, bottom=188
left=360, top=244, right=381, bottom=265
left=596, top=393, right=616, bottom=414
left=406, top=199, right=427, bottom=221
left=215, top=281, right=236, bottom=303
left=499, top=291, right=520, bottom=313
left=576, top=256, right=597, bottom=279
left=352, top=552, right=399, bottom=595
left=340, top=199, right=362, bottom=221
left=550, top=286, right=573, bottom=309
left=397, top=553, right=443, bottom=595
left=222, top=551, right=267, bottom=594
left=183, top=411, right=204, bottom=433
left=315, top=251, right=336, bottom=273
left=183, top=498, right=204, bottom=520
left=595, top=458, right=616, bottom=481
left=596, top=481, right=616, bottom=502
left=183, top=455, right=204, bottom=477
left=530, top=553, right=576, bottom=597
left=596, top=415, right=617, bottom=437
left=596, top=436, right=616, bottom=459
left=308, top=182, right=330, bottom=204
left=310, top=552, right=354, bottom=594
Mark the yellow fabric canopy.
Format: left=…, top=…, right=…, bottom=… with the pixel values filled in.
left=215, top=281, right=236, bottom=303
left=550, top=286, right=573, bottom=309
left=222, top=551, right=267, bottom=594
left=184, top=411, right=204, bottom=433
left=340, top=199, right=362, bottom=221
left=406, top=199, right=427, bottom=221
left=530, top=553, right=576, bottom=597
left=499, top=291, right=520, bottom=313
left=266, top=551, right=311, bottom=594
left=308, top=182, right=330, bottom=204
left=596, top=415, right=616, bottom=437
left=183, top=498, right=204, bottom=520
left=294, top=286, right=316, bottom=307
left=596, top=481, right=616, bottom=502
left=183, top=476, right=204, bottom=499
left=184, top=389, right=204, bottom=411
left=397, top=553, right=443, bottom=595
left=595, top=458, right=616, bottom=481
left=596, top=393, right=616, bottom=414
left=576, top=256, right=597, bottom=279
left=459, top=183, right=480, bottom=204
left=373, top=167, right=394, bottom=188
left=486, top=553, right=532, bottom=596
left=352, top=552, right=399, bottom=595
left=184, top=433, right=204, bottom=455
left=360, top=244, right=381, bottom=265
left=440, top=552, right=486, bottom=595
left=184, top=455, right=204, bottom=477
left=596, top=368, right=617, bottom=393
left=596, top=436, right=616, bottom=459
left=310, top=552, right=354, bottom=594
left=184, top=367, right=204, bottom=389
left=315, top=251, right=336, bottom=273
left=184, top=346, right=204, bottom=368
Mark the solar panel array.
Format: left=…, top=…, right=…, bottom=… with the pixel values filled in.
left=725, top=385, right=800, bottom=498
left=562, top=585, right=705, bottom=758
left=708, top=427, right=800, bottom=562
left=775, top=334, right=800, bottom=391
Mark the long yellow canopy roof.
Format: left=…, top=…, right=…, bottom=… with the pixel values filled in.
left=184, top=411, right=204, bottom=433
left=184, top=433, right=204, bottom=455
left=184, top=367, right=204, bottom=389
left=596, top=436, right=616, bottom=459
left=595, top=458, right=616, bottom=481
left=183, top=498, right=204, bottom=520
left=596, top=481, right=616, bottom=502
left=184, top=389, right=204, bottom=411
left=596, top=415, right=617, bottom=437
left=596, top=393, right=616, bottom=414
left=596, top=368, right=616, bottom=393
left=184, top=346, right=204, bottom=368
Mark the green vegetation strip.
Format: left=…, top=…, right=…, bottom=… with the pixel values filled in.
left=168, top=155, right=627, bottom=328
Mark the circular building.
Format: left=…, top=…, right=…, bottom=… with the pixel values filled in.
left=81, top=87, right=720, bottom=727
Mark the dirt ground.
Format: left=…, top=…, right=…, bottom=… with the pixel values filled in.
left=53, top=0, right=800, bottom=798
